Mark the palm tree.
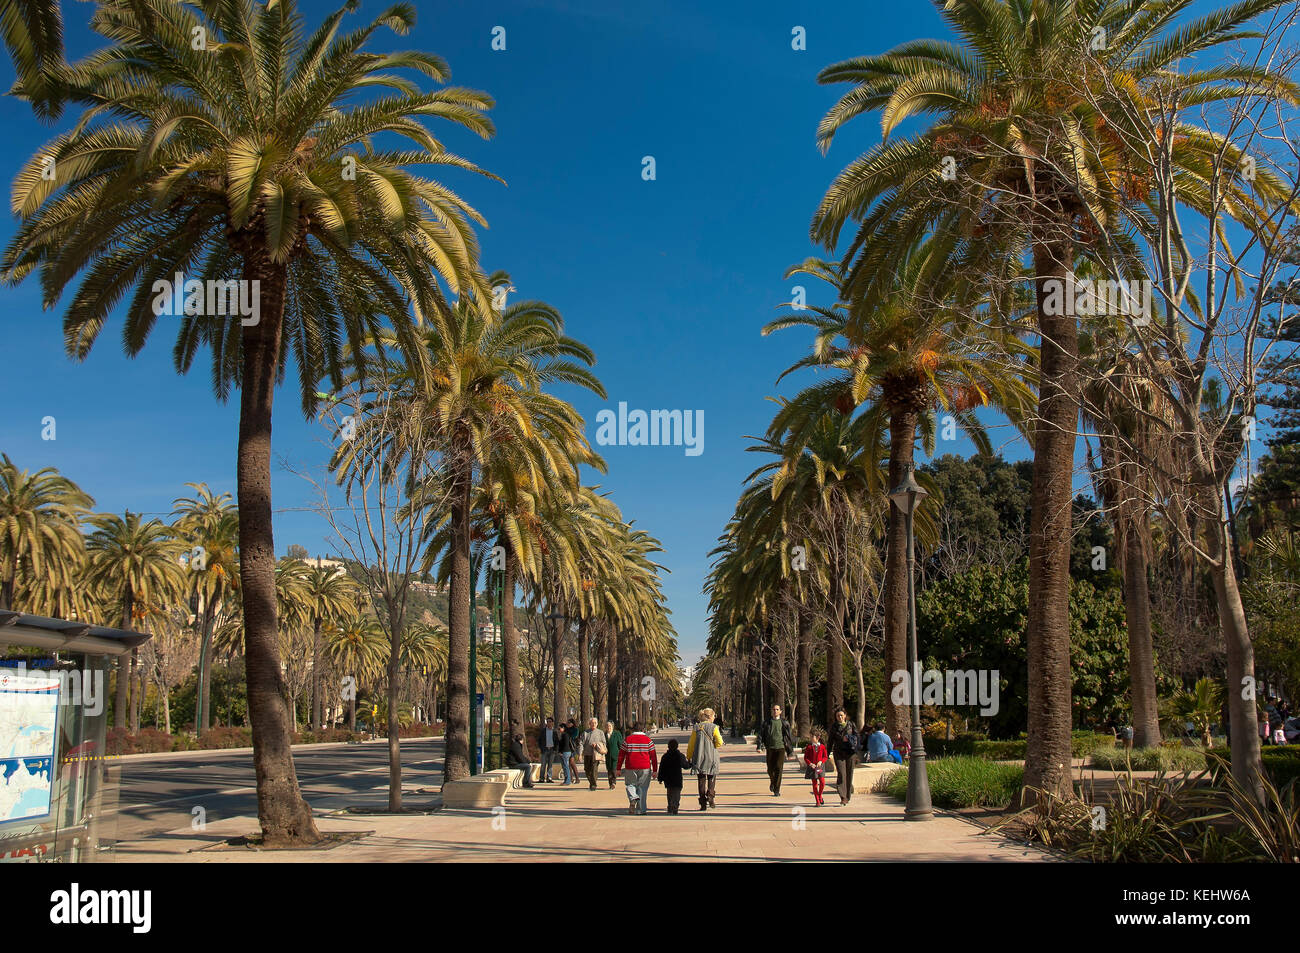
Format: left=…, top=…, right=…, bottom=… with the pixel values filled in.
left=1082, top=321, right=1177, bottom=749
left=811, top=0, right=1294, bottom=799
left=4, top=0, right=498, bottom=844
left=766, top=244, right=1033, bottom=736
left=369, top=289, right=605, bottom=781
left=172, top=485, right=239, bottom=737
left=299, top=562, right=359, bottom=730
left=0, top=453, right=91, bottom=613
left=84, top=512, right=185, bottom=729
left=324, top=613, right=388, bottom=732
left=1171, top=677, right=1224, bottom=750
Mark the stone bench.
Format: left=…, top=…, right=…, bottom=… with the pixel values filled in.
left=848, top=758, right=905, bottom=794
left=441, top=775, right=510, bottom=808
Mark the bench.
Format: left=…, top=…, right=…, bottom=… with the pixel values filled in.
left=849, top=758, right=905, bottom=794
left=441, top=775, right=510, bottom=808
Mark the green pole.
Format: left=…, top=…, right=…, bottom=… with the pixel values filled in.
left=470, top=581, right=478, bottom=777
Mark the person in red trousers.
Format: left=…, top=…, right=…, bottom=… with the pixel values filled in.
left=802, top=729, right=829, bottom=806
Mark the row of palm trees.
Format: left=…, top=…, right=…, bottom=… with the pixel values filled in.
left=0, top=462, right=411, bottom=733
left=707, top=0, right=1292, bottom=804
left=0, top=0, right=677, bottom=843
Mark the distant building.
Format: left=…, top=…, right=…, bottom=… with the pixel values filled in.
left=679, top=665, right=695, bottom=696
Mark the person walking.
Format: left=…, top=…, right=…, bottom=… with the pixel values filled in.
left=508, top=732, right=535, bottom=788
left=581, top=717, right=608, bottom=790
left=604, top=721, right=623, bottom=789
left=658, top=738, right=690, bottom=814
left=617, top=722, right=658, bottom=815
left=802, top=729, right=829, bottom=806
left=687, top=708, right=723, bottom=810
left=539, top=717, right=562, bottom=783
left=565, top=718, right=582, bottom=783
left=554, top=721, right=576, bottom=783
left=755, top=704, right=794, bottom=796
left=828, top=708, right=859, bottom=807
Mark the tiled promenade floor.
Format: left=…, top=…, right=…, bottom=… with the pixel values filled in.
left=117, top=732, right=1056, bottom=863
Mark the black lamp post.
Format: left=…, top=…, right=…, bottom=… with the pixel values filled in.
left=889, top=464, right=933, bottom=821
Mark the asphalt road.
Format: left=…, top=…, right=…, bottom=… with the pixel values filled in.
left=110, top=738, right=445, bottom=843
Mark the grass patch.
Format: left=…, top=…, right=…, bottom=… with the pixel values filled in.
left=1090, top=746, right=1206, bottom=772
left=877, top=755, right=1025, bottom=809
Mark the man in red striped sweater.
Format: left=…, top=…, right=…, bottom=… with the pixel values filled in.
left=616, top=722, right=658, bottom=815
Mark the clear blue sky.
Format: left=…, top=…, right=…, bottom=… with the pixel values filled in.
left=0, top=0, right=1258, bottom=665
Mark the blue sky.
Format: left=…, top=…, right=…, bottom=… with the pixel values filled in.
left=0, top=0, right=1262, bottom=665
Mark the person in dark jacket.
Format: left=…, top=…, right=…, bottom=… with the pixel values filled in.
left=657, top=738, right=690, bottom=814
left=828, top=708, right=859, bottom=806
left=508, top=732, right=534, bottom=788
left=755, top=704, right=794, bottom=795
left=565, top=719, right=582, bottom=785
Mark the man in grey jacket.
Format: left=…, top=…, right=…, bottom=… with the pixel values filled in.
left=580, top=718, right=608, bottom=790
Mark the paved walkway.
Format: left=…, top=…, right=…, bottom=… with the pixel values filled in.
left=115, top=732, right=1054, bottom=862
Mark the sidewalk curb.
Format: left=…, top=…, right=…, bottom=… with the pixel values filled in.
left=113, top=735, right=443, bottom=764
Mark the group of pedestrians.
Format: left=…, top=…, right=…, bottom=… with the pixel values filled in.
left=508, top=704, right=902, bottom=813
left=758, top=705, right=907, bottom=807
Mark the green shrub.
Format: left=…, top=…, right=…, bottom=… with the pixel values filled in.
left=877, top=756, right=1024, bottom=809
left=924, top=731, right=1114, bottom=761
left=1207, top=746, right=1300, bottom=787
left=1090, top=746, right=1206, bottom=772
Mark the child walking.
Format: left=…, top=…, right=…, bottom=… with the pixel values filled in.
left=657, top=738, right=690, bottom=814
left=803, top=730, right=829, bottom=806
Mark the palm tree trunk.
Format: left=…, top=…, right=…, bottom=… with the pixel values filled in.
left=444, top=448, right=474, bottom=782
left=1122, top=518, right=1161, bottom=748
left=825, top=579, right=845, bottom=725
left=594, top=626, right=608, bottom=723
left=796, top=605, right=811, bottom=738
left=198, top=602, right=216, bottom=736
left=311, top=616, right=323, bottom=730
left=884, top=409, right=917, bottom=740
left=501, top=552, right=525, bottom=743
left=236, top=255, right=319, bottom=845
left=578, top=618, right=591, bottom=723
left=386, top=605, right=402, bottom=813
left=115, top=588, right=133, bottom=730
left=129, top=647, right=141, bottom=734
left=551, top=611, right=564, bottom=723
left=607, top=627, right=620, bottom=725
left=1023, top=236, right=1080, bottom=804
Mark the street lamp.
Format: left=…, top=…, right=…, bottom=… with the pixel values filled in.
left=889, top=464, right=933, bottom=822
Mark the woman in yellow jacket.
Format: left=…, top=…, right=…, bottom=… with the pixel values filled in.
left=687, top=708, right=725, bottom=810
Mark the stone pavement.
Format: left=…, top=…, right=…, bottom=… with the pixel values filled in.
left=115, top=732, right=1055, bottom=862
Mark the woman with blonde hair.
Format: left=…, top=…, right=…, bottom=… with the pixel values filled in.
left=687, top=708, right=724, bottom=810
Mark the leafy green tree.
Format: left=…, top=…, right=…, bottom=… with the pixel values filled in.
left=918, top=562, right=1130, bottom=738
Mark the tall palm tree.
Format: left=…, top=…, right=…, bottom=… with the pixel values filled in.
left=324, top=613, right=388, bottom=732
left=1082, top=320, right=1177, bottom=749
left=766, top=244, right=1033, bottom=736
left=84, top=511, right=185, bottom=729
left=0, top=453, right=91, bottom=612
left=373, top=290, right=605, bottom=781
left=299, top=562, right=359, bottom=730
left=172, top=485, right=239, bottom=736
left=4, top=0, right=498, bottom=844
left=811, top=0, right=1294, bottom=799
